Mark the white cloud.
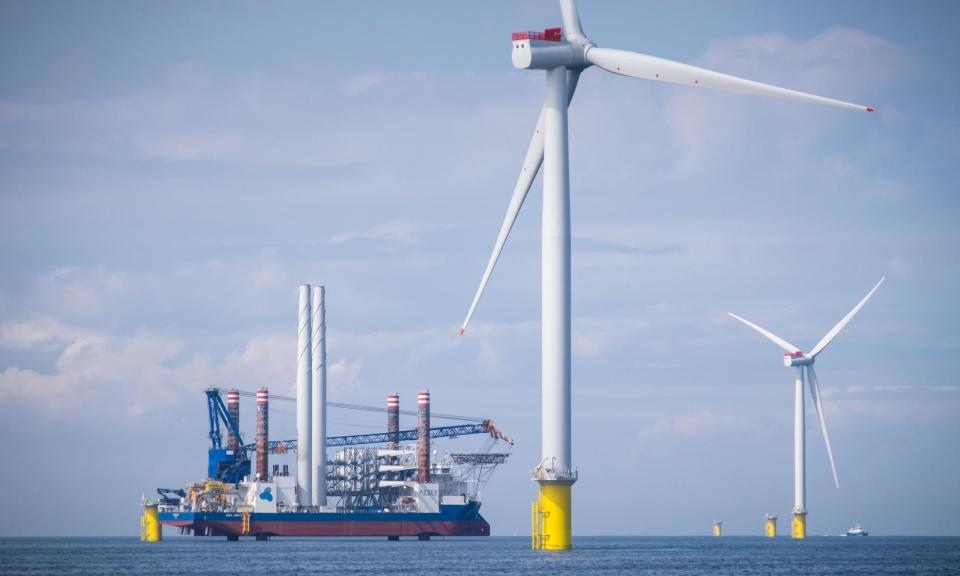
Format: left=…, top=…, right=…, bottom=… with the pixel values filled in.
left=572, top=330, right=609, bottom=359
left=662, top=26, right=902, bottom=174
left=887, top=255, right=914, bottom=277
left=34, top=267, right=126, bottom=321
left=636, top=410, right=743, bottom=449
left=329, top=357, right=363, bottom=392
left=931, top=386, right=960, bottom=393
left=338, top=72, right=393, bottom=96
left=0, top=330, right=181, bottom=419
left=328, top=220, right=439, bottom=245
left=475, top=339, right=500, bottom=371
left=0, top=320, right=296, bottom=422
left=332, top=326, right=475, bottom=371
left=0, top=318, right=90, bottom=351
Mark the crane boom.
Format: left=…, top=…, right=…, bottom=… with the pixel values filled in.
left=233, top=389, right=484, bottom=423
left=243, top=420, right=511, bottom=454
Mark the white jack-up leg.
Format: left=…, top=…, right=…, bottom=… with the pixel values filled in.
left=311, top=285, right=327, bottom=507
left=541, top=66, right=572, bottom=474
left=296, top=285, right=312, bottom=506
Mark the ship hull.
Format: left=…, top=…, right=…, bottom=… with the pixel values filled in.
left=159, top=503, right=490, bottom=538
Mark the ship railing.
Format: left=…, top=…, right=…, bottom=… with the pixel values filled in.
left=532, top=462, right=578, bottom=484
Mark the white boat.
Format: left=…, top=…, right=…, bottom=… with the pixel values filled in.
left=846, top=523, right=869, bottom=536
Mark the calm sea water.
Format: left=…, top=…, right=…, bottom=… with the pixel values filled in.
left=1, top=536, right=958, bottom=575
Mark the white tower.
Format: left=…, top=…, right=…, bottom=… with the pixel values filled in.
left=296, top=284, right=312, bottom=507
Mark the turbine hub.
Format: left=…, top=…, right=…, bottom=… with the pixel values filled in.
left=784, top=352, right=814, bottom=367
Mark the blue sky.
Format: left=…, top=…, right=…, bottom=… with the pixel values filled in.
left=1, top=0, right=958, bottom=536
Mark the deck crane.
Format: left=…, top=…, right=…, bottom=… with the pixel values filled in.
left=205, top=388, right=512, bottom=483
left=205, top=389, right=250, bottom=483
left=246, top=420, right=513, bottom=455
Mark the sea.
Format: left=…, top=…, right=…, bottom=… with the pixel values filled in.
left=2, top=536, right=958, bottom=575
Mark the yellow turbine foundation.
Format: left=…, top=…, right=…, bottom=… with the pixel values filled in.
left=765, top=516, right=777, bottom=538
left=712, top=521, right=722, bottom=537
left=791, top=512, right=806, bottom=539
left=536, top=483, right=572, bottom=550
left=140, top=503, right=161, bottom=542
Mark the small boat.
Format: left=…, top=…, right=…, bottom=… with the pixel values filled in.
left=846, top=523, right=869, bottom=536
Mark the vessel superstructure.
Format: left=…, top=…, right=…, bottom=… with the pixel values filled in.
left=157, top=442, right=505, bottom=539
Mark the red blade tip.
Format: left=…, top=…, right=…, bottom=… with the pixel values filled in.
left=459, top=327, right=465, bottom=336
left=866, top=107, right=875, bottom=112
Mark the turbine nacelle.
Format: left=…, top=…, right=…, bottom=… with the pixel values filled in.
left=512, top=29, right=590, bottom=70
left=784, top=352, right=814, bottom=367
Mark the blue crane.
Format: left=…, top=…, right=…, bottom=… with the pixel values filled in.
left=206, top=388, right=512, bottom=483
left=205, top=389, right=250, bottom=483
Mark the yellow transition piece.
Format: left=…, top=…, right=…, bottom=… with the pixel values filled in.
left=791, top=512, right=806, bottom=539
left=712, top=521, right=722, bottom=537
left=538, top=484, right=572, bottom=550
left=140, top=503, right=161, bottom=542
left=765, top=516, right=777, bottom=538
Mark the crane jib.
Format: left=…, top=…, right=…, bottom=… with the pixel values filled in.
left=241, top=422, right=498, bottom=453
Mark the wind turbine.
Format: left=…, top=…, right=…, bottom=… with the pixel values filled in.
left=459, top=0, right=874, bottom=550
left=729, top=277, right=885, bottom=539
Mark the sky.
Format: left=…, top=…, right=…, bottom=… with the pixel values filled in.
left=1, top=0, right=958, bottom=537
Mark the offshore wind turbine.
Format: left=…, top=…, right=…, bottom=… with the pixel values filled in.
left=458, top=0, right=873, bottom=550
left=729, top=277, right=885, bottom=538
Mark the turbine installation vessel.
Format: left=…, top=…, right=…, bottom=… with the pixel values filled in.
left=143, top=286, right=512, bottom=541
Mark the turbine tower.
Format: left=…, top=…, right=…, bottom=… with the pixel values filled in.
left=729, top=277, right=885, bottom=538
left=459, top=0, right=873, bottom=550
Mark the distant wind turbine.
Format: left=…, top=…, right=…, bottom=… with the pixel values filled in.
left=729, top=277, right=885, bottom=539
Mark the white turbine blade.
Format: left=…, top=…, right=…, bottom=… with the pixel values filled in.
left=585, top=47, right=874, bottom=113
left=459, top=109, right=543, bottom=335
left=728, top=312, right=800, bottom=354
left=807, top=365, right=839, bottom=488
left=559, top=0, right=585, bottom=39
left=809, top=277, right=885, bottom=357
left=461, top=71, right=581, bottom=335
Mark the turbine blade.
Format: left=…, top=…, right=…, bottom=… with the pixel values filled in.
left=809, top=277, right=885, bottom=357
left=728, top=312, right=800, bottom=354
left=585, top=47, right=874, bottom=112
left=461, top=71, right=581, bottom=335
left=807, top=365, right=839, bottom=489
left=559, top=0, right=585, bottom=39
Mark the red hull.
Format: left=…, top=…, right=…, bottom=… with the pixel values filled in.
left=168, top=518, right=489, bottom=537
